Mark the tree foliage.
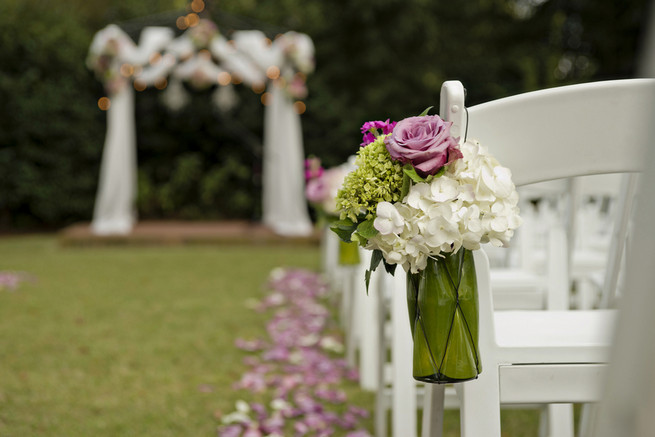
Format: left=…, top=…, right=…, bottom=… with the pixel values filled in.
left=0, top=0, right=650, bottom=229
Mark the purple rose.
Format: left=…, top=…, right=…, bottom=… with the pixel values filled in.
left=384, top=115, right=462, bottom=177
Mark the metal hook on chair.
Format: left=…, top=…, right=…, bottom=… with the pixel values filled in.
left=464, top=106, right=469, bottom=143
left=462, top=87, right=469, bottom=143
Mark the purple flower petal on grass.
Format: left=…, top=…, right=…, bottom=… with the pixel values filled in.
left=217, top=424, right=242, bottom=437
left=347, top=405, right=371, bottom=419
left=235, top=338, right=266, bottom=352
left=315, top=388, right=347, bottom=404
left=242, top=427, right=262, bottom=437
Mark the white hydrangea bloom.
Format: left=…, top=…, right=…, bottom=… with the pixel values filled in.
left=374, top=201, right=405, bottom=235
left=368, top=138, right=522, bottom=273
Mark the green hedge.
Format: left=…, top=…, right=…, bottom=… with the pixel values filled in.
left=0, top=1, right=104, bottom=229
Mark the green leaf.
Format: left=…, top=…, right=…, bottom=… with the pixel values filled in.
left=400, top=172, right=411, bottom=199
left=331, top=218, right=358, bottom=229
left=365, top=250, right=384, bottom=294
left=418, top=106, right=434, bottom=116
left=356, top=218, right=378, bottom=239
left=383, top=260, right=397, bottom=276
left=329, top=219, right=359, bottom=242
left=403, top=164, right=427, bottom=184
left=370, top=249, right=384, bottom=272
left=365, top=269, right=372, bottom=295
left=331, top=227, right=353, bottom=242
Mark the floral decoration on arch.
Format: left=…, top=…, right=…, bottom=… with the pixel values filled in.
left=86, top=25, right=138, bottom=95
left=87, top=19, right=315, bottom=111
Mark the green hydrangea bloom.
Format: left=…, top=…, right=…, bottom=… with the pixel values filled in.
left=336, top=135, right=404, bottom=223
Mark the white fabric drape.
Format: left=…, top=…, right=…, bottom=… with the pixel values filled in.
left=262, top=84, right=313, bottom=236
left=89, top=24, right=315, bottom=236
left=231, top=30, right=313, bottom=236
left=90, top=26, right=173, bottom=235
left=91, top=86, right=137, bottom=235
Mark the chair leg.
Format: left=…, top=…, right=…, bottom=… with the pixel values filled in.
left=375, top=385, right=388, bottom=437
left=343, top=268, right=358, bottom=368
left=390, top=270, right=417, bottom=437
left=375, top=278, right=389, bottom=437
left=539, top=404, right=574, bottom=437
left=359, top=273, right=381, bottom=390
left=577, top=403, right=599, bottom=437
left=422, top=384, right=444, bottom=437
left=457, top=369, right=502, bottom=437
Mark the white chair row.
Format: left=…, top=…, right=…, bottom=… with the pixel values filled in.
left=432, top=78, right=654, bottom=437
left=322, top=78, right=655, bottom=437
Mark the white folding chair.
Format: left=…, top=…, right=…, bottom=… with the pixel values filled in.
left=419, top=79, right=655, bottom=437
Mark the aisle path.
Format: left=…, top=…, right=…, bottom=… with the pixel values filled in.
left=217, top=268, right=372, bottom=437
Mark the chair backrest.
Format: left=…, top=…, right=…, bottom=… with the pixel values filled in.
left=441, top=79, right=655, bottom=187
left=441, top=79, right=655, bottom=306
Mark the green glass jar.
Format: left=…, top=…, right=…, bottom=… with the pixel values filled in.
left=406, top=249, right=482, bottom=383
left=338, top=240, right=360, bottom=265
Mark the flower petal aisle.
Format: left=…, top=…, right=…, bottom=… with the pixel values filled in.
left=217, top=268, right=372, bottom=437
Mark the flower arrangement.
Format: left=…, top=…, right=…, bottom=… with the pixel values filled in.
left=305, top=157, right=354, bottom=222
left=86, top=34, right=129, bottom=95
left=274, top=31, right=315, bottom=100
left=188, top=19, right=220, bottom=49
left=331, top=110, right=522, bottom=278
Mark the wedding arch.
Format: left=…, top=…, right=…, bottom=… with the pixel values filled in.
left=87, top=19, right=314, bottom=236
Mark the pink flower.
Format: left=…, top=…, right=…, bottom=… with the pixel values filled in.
left=305, top=177, right=329, bottom=204
left=304, top=157, right=323, bottom=182
left=360, top=119, right=397, bottom=147
left=385, top=115, right=462, bottom=177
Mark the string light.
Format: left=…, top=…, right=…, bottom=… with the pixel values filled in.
left=261, top=92, right=271, bottom=106
left=119, top=63, right=134, bottom=78
left=154, top=77, right=168, bottom=90
left=187, top=13, right=200, bottom=27
left=176, top=16, right=188, bottom=30
left=98, top=97, right=111, bottom=111
left=293, top=101, right=306, bottom=115
left=217, top=72, right=232, bottom=86
left=191, top=0, right=205, bottom=13
left=266, top=66, right=280, bottom=80
left=134, top=80, right=147, bottom=91
left=252, top=82, right=266, bottom=94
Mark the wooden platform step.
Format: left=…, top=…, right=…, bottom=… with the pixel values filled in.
left=59, top=221, right=322, bottom=247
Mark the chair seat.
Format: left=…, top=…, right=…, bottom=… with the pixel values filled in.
left=499, top=363, right=607, bottom=404
left=494, top=309, right=616, bottom=363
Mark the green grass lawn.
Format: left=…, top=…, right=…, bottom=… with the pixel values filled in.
left=0, top=235, right=354, bottom=436
left=0, top=235, right=546, bottom=436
